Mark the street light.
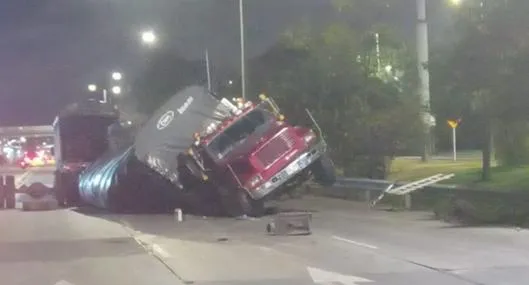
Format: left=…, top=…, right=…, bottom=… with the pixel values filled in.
left=239, top=0, right=246, bottom=100
left=141, top=30, right=157, bottom=45
left=112, top=72, right=122, bottom=81
left=450, top=0, right=462, bottom=6
left=111, top=86, right=122, bottom=95
left=88, top=84, right=97, bottom=92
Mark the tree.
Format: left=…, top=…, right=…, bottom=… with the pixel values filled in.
left=249, top=18, right=422, bottom=178
left=430, top=0, right=529, bottom=180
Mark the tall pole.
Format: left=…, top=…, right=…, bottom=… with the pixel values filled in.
left=239, top=0, right=247, bottom=100
left=100, top=89, right=108, bottom=104
left=452, top=127, right=457, bottom=161
left=417, top=0, right=431, bottom=162
left=205, top=49, right=212, bottom=91
left=375, top=32, right=381, bottom=74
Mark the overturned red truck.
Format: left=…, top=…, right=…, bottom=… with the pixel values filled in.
left=57, top=86, right=335, bottom=216
left=178, top=93, right=336, bottom=216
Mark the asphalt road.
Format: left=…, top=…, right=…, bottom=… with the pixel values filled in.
left=113, top=198, right=529, bottom=285
left=3, top=169, right=529, bottom=285
left=0, top=169, right=185, bottom=285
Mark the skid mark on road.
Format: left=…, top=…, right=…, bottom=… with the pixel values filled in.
left=332, top=235, right=379, bottom=250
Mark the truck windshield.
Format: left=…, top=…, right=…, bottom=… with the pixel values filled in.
left=59, top=115, right=116, bottom=163
left=207, top=108, right=273, bottom=159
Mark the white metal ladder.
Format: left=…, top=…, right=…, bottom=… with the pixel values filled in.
left=370, top=173, right=455, bottom=207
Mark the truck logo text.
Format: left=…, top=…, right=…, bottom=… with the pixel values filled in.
left=157, top=111, right=175, bottom=130
left=156, top=96, right=194, bottom=130
left=177, top=96, right=194, bottom=114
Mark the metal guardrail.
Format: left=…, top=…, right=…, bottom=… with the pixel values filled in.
left=306, top=176, right=477, bottom=211
left=308, top=176, right=529, bottom=226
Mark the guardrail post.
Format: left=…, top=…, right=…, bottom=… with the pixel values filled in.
left=364, top=189, right=371, bottom=203
left=404, top=194, right=412, bottom=210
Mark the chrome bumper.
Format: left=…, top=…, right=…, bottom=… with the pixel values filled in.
left=248, top=142, right=325, bottom=199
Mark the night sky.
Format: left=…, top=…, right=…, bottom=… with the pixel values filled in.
left=0, top=0, right=451, bottom=126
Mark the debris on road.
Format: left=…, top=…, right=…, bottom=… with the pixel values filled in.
left=266, top=212, right=312, bottom=236
left=174, top=208, right=183, bottom=222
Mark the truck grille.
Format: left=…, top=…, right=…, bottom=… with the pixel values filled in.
left=255, top=130, right=294, bottom=168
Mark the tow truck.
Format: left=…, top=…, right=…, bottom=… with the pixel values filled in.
left=180, top=94, right=336, bottom=216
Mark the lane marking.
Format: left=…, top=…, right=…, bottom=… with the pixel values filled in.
left=332, top=235, right=378, bottom=250
left=152, top=243, right=171, bottom=258
left=308, top=266, right=373, bottom=284
left=129, top=231, right=171, bottom=259
left=258, top=246, right=273, bottom=252
left=54, top=280, right=75, bottom=285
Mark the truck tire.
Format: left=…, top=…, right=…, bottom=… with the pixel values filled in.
left=178, top=153, right=207, bottom=190
left=220, top=187, right=265, bottom=218
left=4, top=175, right=15, bottom=209
left=312, top=153, right=337, bottom=187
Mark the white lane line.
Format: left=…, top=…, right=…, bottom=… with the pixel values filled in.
left=152, top=243, right=171, bottom=258
left=332, top=235, right=378, bottom=250
left=54, top=280, right=75, bottom=285
left=130, top=231, right=172, bottom=259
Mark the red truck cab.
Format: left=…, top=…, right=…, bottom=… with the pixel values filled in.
left=185, top=94, right=336, bottom=216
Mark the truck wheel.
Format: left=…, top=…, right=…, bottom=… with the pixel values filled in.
left=237, top=189, right=265, bottom=217
left=4, top=175, right=15, bottom=209
left=312, top=154, right=337, bottom=187
left=178, top=154, right=206, bottom=190
left=220, top=187, right=265, bottom=218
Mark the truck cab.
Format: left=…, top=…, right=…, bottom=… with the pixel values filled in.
left=183, top=94, right=336, bottom=216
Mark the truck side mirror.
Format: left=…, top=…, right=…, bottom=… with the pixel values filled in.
left=50, top=147, right=54, bottom=156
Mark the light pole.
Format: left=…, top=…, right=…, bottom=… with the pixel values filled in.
left=88, top=71, right=123, bottom=104
left=239, top=0, right=247, bottom=100
left=416, top=0, right=434, bottom=162
left=205, top=49, right=212, bottom=91
left=88, top=84, right=106, bottom=103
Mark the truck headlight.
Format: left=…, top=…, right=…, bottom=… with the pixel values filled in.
left=248, top=175, right=262, bottom=188
left=304, top=130, right=316, bottom=143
